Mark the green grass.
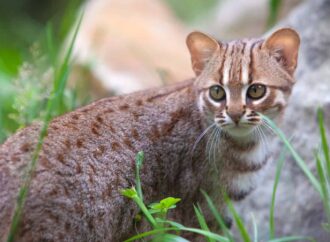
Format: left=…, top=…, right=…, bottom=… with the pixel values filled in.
left=163, top=0, right=218, bottom=22
left=120, top=112, right=330, bottom=241
left=269, top=148, right=287, bottom=239
left=5, top=11, right=84, bottom=242
left=267, top=0, right=283, bottom=28
left=0, top=0, right=85, bottom=144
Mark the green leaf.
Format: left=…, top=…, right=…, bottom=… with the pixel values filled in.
left=121, top=187, right=138, bottom=199
left=149, top=197, right=181, bottom=213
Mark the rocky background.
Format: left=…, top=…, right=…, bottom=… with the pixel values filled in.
left=236, top=0, right=330, bottom=241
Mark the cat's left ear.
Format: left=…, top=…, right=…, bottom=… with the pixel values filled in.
left=263, top=28, right=300, bottom=75
left=186, top=31, right=220, bottom=76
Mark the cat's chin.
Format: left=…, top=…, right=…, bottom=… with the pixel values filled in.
left=222, top=125, right=256, bottom=138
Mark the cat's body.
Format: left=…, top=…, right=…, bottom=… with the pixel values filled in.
left=0, top=29, right=300, bottom=241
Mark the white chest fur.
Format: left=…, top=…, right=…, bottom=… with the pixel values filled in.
left=219, top=139, right=269, bottom=201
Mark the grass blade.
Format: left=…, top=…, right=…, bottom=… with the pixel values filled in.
left=315, top=153, right=330, bottom=224
left=194, top=204, right=215, bottom=242
left=161, top=220, right=229, bottom=242
left=124, top=228, right=179, bottom=242
left=6, top=13, right=84, bottom=242
left=267, top=0, right=282, bottom=28
left=261, top=114, right=321, bottom=194
left=250, top=213, right=258, bottom=242
left=268, top=236, right=314, bottom=242
left=224, top=194, right=251, bottom=242
left=201, top=190, right=234, bottom=241
left=317, top=109, right=330, bottom=179
left=135, top=151, right=144, bottom=201
left=269, top=148, right=287, bottom=239
left=133, top=195, right=158, bottom=229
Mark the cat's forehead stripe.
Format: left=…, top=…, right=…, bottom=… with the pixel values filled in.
left=221, top=42, right=235, bottom=86
left=240, top=41, right=247, bottom=84
left=218, top=43, right=228, bottom=85
left=218, top=39, right=264, bottom=87
left=248, top=40, right=263, bottom=84
left=241, top=41, right=252, bottom=85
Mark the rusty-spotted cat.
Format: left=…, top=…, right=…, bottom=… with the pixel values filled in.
left=0, top=28, right=299, bottom=241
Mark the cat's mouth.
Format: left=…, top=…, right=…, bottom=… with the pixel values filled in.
left=218, top=122, right=258, bottom=137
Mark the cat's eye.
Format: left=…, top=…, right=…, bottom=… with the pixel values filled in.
left=247, top=84, right=266, bottom=100
left=209, top=85, right=226, bottom=101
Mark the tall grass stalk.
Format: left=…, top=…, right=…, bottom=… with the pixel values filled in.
left=194, top=204, right=215, bottom=242
left=224, top=194, right=251, bottom=242
left=261, top=114, right=321, bottom=194
left=267, top=0, right=282, bottom=28
left=6, top=13, right=83, bottom=242
left=201, top=190, right=234, bottom=241
left=269, top=148, right=287, bottom=239
left=317, top=109, right=330, bottom=228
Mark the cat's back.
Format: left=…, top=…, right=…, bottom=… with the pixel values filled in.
left=0, top=80, right=193, bottom=241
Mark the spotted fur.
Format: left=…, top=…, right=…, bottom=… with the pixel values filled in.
left=0, top=28, right=299, bottom=241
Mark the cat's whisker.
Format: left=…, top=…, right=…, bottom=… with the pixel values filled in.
left=254, top=126, right=263, bottom=147
left=260, top=119, right=277, bottom=136
left=206, top=127, right=217, bottom=167
left=213, top=127, right=222, bottom=173
left=212, top=128, right=219, bottom=164
left=258, top=125, right=270, bottom=152
left=191, top=123, right=217, bottom=156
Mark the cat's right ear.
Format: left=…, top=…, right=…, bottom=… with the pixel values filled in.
left=186, top=31, right=220, bottom=76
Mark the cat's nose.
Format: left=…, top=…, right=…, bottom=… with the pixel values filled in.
left=229, top=112, right=242, bottom=124
left=227, top=107, right=245, bottom=124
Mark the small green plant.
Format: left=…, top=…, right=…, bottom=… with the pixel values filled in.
left=122, top=147, right=316, bottom=241
left=122, top=151, right=230, bottom=242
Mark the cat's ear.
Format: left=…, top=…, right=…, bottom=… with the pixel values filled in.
left=186, top=31, right=220, bottom=76
left=263, top=28, right=300, bottom=75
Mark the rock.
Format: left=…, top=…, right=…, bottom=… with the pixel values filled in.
left=236, top=0, right=330, bottom=241
left=72, top=0, right=193, bottom=97
left=206, top=0, right=301, bottom=40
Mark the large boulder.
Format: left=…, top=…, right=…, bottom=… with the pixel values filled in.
left=236, top=0, right=330, bottom=241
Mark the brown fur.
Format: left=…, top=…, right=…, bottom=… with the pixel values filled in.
left=0, top=29, right=300, bottom=241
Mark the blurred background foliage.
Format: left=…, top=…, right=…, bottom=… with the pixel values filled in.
left=0, top=0, right=84, bottom=141
left=0, top=0, right=282, bottom=142
left=0, top=0, right=223, bottom=142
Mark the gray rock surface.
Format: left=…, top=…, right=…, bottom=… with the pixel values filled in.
left=236, top=0, right=330, bottom=241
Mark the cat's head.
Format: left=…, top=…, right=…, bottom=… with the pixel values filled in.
left=186, top=28, right=300, bottom=137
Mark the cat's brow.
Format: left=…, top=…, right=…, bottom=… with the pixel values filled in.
left=218, top=43, right=228, bottom=85
left=218, top=39, right=264, bottom=87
